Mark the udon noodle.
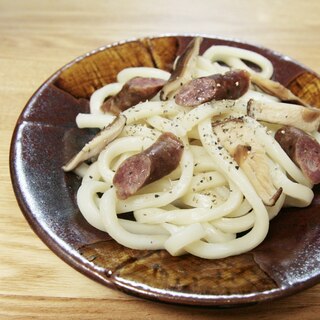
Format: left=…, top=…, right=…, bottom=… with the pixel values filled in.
left=71, top=44, right=316, bottom=259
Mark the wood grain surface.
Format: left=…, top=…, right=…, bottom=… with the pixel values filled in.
left=1, top=0, right=319, bottom=319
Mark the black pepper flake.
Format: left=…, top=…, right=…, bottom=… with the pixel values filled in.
left=235, top=165, right=239, bottom=170
left=154, top=194, right=160, bottom=198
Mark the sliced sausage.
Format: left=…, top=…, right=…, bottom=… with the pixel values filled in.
left=275, top=126, right=320, bottom=184
left=175, top=69, right=250, bottom=107
left=113, top=132, right=184, bottom=199
left=101, top=77, right=166, bottom=114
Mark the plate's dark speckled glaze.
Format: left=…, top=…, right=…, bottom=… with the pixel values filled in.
left=10, top=35, right=320, bottom=307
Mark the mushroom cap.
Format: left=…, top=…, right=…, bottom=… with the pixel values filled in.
left=160, top=37, right=202, bottom=101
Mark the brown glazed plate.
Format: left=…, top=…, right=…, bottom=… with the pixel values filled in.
left=10, top=35, right=320, bottom=307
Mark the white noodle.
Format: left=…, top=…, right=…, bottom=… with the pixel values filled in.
left=74, top=44, right=315, bottom=259
left=116, top=67, right=170, bottom=83
left=90, top=83, right=123, bottom=114
left=203, top=45, right=274, bottom=78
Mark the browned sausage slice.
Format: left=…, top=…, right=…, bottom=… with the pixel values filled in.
left=113, top=132, right=184, bottom=199
left=175, top=70, right=250, bottom=107
left=275, top=126, right=320, bottom=184
left=101, top=77, right=166, bottom=114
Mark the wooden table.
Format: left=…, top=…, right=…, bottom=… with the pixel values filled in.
left=1, top=0, right=319, bottom=318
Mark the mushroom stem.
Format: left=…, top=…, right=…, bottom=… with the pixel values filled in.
left=62, top=114, right=126, bottom=172
left=234, top=145, right=282, bottom=206
left=247, top=99, right=320, bottom=132
left=212, top=118, right=282, bottom=206
left=250, top=73, right=309, bottom=107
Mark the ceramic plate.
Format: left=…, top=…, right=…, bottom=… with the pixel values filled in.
left=10, top=35, right=320, bottom=306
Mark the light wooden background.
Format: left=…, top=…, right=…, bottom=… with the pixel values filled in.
left=1, top=0, right=319, bottom=319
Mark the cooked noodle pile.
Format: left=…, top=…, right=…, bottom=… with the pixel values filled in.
left=72, top=45, right=316, bottom=259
